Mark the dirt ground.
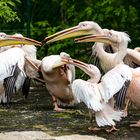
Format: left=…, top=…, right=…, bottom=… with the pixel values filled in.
left=0, top=82, right=140, bottom=140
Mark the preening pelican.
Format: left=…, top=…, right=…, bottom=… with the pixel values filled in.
left=40, top=52, right=76, bottom=111
left=0, top=34, right=42, bottom=104
left=76, top=30, right=140, bottom=127
left=62, top=57, right=132, bottom=132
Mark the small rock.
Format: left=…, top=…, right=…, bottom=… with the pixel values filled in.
left=54, top=134, right=106, bottom=140
left=0, top=131, right=106, bottom=140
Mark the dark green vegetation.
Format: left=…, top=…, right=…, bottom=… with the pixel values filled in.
left=0, top=82, right=140, bottom=140
left=0, top=0, right=140, bottom=61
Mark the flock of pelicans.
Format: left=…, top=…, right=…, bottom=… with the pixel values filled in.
left=0, top=21, right=140, bottom=133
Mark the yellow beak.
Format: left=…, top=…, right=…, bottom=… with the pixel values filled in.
left=75, top=35, right=115, bottom=44
left=43, top=25, right=93, bottom=44
left=62, top=57, right=88, bottom=68
left=0, top=35, right=42, bottom=47
left=52, top=61, right=67, bottom=69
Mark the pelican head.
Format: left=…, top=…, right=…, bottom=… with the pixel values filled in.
left=61, top=57, right=101, bottom=80
left=43, top=21, right=103, bottom=43
left=0, top=33, right=42, bottom=47
left=62, top=56, right=97, bottom=71
left=41, top=55, right=67, bottom=72
left=75, top=29, right=131, bottom=48
left=61, top=57, right=87, bottom=67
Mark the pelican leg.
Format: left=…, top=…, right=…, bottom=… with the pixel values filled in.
left=123, top=99, right=130, bottom=117
left=106, top=126, right=119, bottom=133
left=130, top=120, right=140, bottom=127
left=88, top=109, right=100, bottom=131
left=52, top=96, right=65, bottom=112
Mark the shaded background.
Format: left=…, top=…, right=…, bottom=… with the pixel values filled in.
left=0, top=0, right=140, bottom=61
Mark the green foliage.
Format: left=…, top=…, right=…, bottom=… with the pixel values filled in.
left=0, top=0, right=20, bottom=22
left=21, top=0, right=139, bottom=78
left=1, top=0, right=140, bottom=65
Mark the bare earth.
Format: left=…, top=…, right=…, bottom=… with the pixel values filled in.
left=0, top=82, right=139, bottom=140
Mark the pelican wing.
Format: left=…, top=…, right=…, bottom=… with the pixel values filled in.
left=100, top=64, right=132, bottom=103
left=0, top=48, right=25, bottom=81
left=3, top=63, right=22, bottom=102
left=72, top=79, right=102, bottom=111
left=95, top=103, right=123, bottom=127
left=114, top=80, right=130, bottom=109
left=125, top=48, right=140, bottom=67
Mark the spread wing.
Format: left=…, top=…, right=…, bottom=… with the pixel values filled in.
left=100, top=64, right=132, bottom=103
left=72, top=79, right=102, bottom=111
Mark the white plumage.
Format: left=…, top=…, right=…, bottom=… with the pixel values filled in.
left=40, top=53, right=76, bottom=111
left=0, top=33, right=39, bottom=103
left=42, top=55, right=63, bottom=72
left=0, top=48, right=25, bottom=81
left=72, top=80, right=102, bottom=111
left=100, top=64, right=132, bottom=102
left=0, top=48, right=25, bottom=103
left=71, top=63, right=132, bottom=127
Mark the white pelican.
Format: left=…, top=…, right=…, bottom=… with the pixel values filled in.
left=43, top=21, right=139, bottom=114
left=62, top=57, right=132, bottom=132
left=39, top=52, right=76, bottom=111
left=0, top=34, right=42, bottom=104
left=43, top=21, right=104, bottom=43
left=75, top=30, right=140, bottom=127
left=43, top=20, right=140, bottom=70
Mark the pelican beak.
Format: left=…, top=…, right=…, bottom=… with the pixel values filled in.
left=0, top=35, right=42, bottom=47
left=43, top=25, right=93, bottom=44
left=62, top=57, right=88, bottom=68
left=75, top=35, right=115, bottom=44
left=52, top=61, right=67, bottom=69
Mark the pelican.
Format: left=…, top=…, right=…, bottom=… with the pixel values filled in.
left=0, top=34, right=42, bottom=104
left=39, top=52, right=76, bottom=111
left=0, top=33, right=41, bottom=100
left=43, top=21, right=140, bottom=70
left=43, top=21, right=104, bottom=43
left=43, top=21, right=138, bottom=114
left=75, top=30, right=140, bottom=127
left=43, top=21, right=130, bottom=72
left=18, top=47, right=131, bottom=131
left=0, top=34, right=76, bottom=111
left=62, top=57, right=132, bottom=132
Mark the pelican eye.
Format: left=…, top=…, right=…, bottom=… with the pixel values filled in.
left=80, top=24, right=87, bottom=28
